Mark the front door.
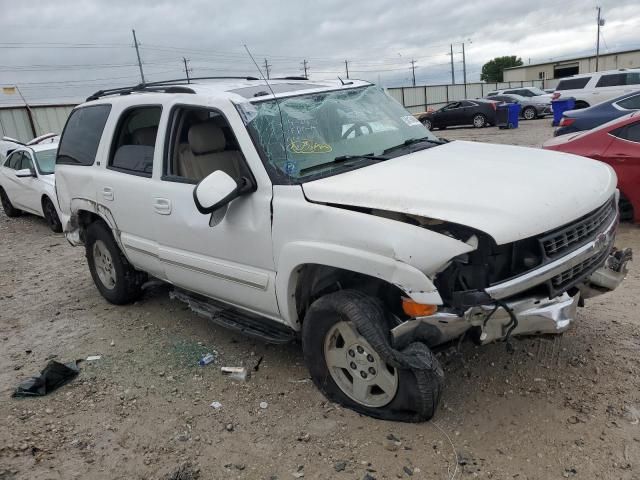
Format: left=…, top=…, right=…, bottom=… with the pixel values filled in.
left=151, top=101, right=279, bottom=319
left=15, top=151, right=42, bottom=213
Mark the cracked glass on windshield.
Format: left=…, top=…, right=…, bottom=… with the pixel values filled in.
left=238, top=85, right=437, bottom=181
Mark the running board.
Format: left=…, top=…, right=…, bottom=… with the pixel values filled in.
left=169, top=289, right=296, bottom=344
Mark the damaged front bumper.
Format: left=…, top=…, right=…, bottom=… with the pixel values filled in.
left=392, top=248, right=632, bottom=347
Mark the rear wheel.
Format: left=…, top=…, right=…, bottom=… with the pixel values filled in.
left=42, top=197, right=62, bottom=233
left=522, top=107, right=537, bottom=120
left=302, top=290, right=444, bottom=422
left=85, top=221, right=146, bottom=304
left=472, top=113, right=486, bottom=128
left=0, top=187, right=22, bottom=217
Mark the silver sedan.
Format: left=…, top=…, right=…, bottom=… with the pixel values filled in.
left=486, top=93, right=552, bottom=120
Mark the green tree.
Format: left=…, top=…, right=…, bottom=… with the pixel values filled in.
left=480, top=56, right=524, bottom=83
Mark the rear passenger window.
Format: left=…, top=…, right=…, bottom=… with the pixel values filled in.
left=596, top=74, right=626, bottom=88
left=20, top=154, right=34, bottom=171
left=556, top=77, right=590, bottom=90
left=617, top=95, right=640, bottom=110
left=108, top=106, right=161, bottom=176
left=57, top=104, right=111, bottom=166
left=626, top=73, right=640, bottom=85
left=614, top=122, right=640, bottom=143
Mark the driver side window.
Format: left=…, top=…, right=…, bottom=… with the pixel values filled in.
left=164, top=106, right=250, bottom=184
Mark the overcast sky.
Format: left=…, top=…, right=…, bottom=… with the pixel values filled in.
left=0, top=0, right=639, bottom=105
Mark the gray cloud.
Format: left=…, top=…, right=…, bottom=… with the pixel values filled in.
left=0, top=0, right=638, bottom=104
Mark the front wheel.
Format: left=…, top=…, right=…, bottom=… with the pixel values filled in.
left=302, top=290, right=444, bottom=422
left=522, top=107, right=537, bottom=120
left=0, top=187, right=22, bottom=217
left=421, top=118, right=433, bottom=130
left=42, top=197, right=62, bottom=233
left=472, top=113, right=486, bottom=128
left=85, top=221, right=146, bottom=304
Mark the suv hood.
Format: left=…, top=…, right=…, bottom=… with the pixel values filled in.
left=302, top=141, right=616, bottom=245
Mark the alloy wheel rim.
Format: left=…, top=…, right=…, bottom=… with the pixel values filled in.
left=524, top=108, right=535, bottom=120
left=474, top=115, right=484, bottom=127
left=324, top=320, right=398, bottom=408
left=93, top=240, right=116, bottom=290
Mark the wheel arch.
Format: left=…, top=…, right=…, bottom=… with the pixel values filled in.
left=276, top=241, right=443, bottom=329
left=66, top=198, right=122, bottom=249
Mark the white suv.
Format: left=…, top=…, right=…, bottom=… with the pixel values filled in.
left=552, top=69, right=640, bottom=108
left=54, top=77, right=631, bottom=422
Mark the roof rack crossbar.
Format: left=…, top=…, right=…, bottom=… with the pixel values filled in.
left=86, top=76, right=261, bottom=101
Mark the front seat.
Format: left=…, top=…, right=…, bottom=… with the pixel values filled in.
left=178, top=122, right=242, bottom=181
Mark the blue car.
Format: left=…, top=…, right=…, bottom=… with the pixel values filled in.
left=554, top=90, right=640, bottom=136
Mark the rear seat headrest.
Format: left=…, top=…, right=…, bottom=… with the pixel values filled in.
left=188, top=122, right=226, bottom=154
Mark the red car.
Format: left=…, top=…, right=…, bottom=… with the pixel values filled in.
left=543, top=112, right=640, bottom=222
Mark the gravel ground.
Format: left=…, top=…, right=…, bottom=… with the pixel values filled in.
left=1, top=119, right=639, bottom=480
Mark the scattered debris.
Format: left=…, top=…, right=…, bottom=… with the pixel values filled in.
left=210, top=401, right=222, bottom=409
left=225, top=423, right=234, bottom=432
left=198, top=353, right=216, bottom=366
left=110, top=340, right=115, bottom=347
left=164, top=462, right=200, bottom=480
left=403, top=465, right=414, bottom=476
left=221, top=366, right=249, bottom=382
left=86, top=355, right=102, bottom=361
left=334, top=461, right=347, bottom=472
left=13, top=360, right=79, bottom=397
left=563, top=467, right=577, bottom=477
left=260, top=401, right=268, bottom=409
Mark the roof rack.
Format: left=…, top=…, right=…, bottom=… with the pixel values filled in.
left=86, top=76, right=260, bottom=101
left=271, top=76, right=309, bottom=80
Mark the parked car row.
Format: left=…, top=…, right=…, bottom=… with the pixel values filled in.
left=0, top=77, right=633, bottom=423
left=0, top=135, right=63, bottom=232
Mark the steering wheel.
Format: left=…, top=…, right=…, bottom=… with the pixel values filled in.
left=342, top=122, right=373, bottom=139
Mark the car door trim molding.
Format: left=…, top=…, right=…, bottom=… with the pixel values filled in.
left=160, top=256, right=268, bottom=290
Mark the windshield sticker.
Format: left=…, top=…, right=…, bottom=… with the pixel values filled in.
left=283, top=161, right=297, bottom=175
left=401, top=115, right=422, bottom=127
left=288, top=139, right=332, bottom=154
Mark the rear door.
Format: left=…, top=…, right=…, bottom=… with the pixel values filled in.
left=96, top=104, right=165, bottom=280
left=604, top=120, right=640, bottom=217
left=1, top=151, right=25, bottom=207
left=594, top=73, right=629, bottom=103
left=438, top=102, right=463, bottom=126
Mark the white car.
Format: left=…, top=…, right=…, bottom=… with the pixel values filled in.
left=54, top=78, right=631, bottom=422
left=552, top=68, right=640, bottom=108
left=486, top=86, right=552, bottom=103
left=0, top=139, right=63, bottom=232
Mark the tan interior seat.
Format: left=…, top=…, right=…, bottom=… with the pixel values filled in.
left=131, top=126, right=158, bottom=146
left=178, top=122, right=242, bottom=181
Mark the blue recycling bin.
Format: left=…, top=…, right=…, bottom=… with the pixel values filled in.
left=497, top=103, right=521, bottom=129
left=551, top=97, right=576, bottom=126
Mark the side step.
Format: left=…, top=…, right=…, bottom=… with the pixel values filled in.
left=169, top=289, right=297, bottom=344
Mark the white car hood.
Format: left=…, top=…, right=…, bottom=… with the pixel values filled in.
left=302, top=141, right=616, bottom=245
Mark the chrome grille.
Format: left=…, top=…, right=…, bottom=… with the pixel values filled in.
left=551, top=245, right=611, bottom=291
left=540, top=198, right=616, bottom=259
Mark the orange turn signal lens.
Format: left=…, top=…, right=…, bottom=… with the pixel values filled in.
left=401, top=298, right=437, bottom=317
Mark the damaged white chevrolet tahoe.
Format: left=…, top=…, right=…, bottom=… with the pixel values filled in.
left=55, top=78, right=631, bottom=422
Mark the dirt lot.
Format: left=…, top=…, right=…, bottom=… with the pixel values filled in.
left=1, top=119, right=639, bottom=480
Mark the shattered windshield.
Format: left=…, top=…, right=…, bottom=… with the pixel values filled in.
left=238, top=85, right=437, bottom=181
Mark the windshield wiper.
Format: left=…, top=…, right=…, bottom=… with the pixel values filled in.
left=299, top=153, right=387, bottom=175
left=382, top=137, right=446, bottom=155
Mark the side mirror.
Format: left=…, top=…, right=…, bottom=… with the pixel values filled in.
left=193, top=170, right=253, bottom=215
left=15, top=168, right=36, bottom=178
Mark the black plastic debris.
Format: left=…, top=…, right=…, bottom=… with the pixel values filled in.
left=12, top=360, right=79, bottom=397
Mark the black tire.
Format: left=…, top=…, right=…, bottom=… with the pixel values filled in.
left=302, top=290, right=444, bottom=422
left=619, top=194, right=634, bottom=222
left=472, top=113, right=486, bottom=128
left=0, top=187, right=22, bottom=217
left=522, top=106, right=537, bottom=120
left=421, top=118, right=433, bottom=130
left=85, top=221, right=146, bottom=304
left=42, top=197, right=62, bottom=233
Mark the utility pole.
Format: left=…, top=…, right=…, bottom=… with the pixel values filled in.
left=302, top=59, right=309, bottom=78
left=183, top=57, right=191, bottom=83
left=263, top=58, right=272, bottom=79
left=345, top=59, right=349, bottom=79
left=132, top=29, right=146, bottom=85
left=450, top=44, right=455, bottom=84
left=410, top=59, right=416, bottom=86
left=462, top=42, right=467, bottom=98
left=595, top=6, right=605, bottom=71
